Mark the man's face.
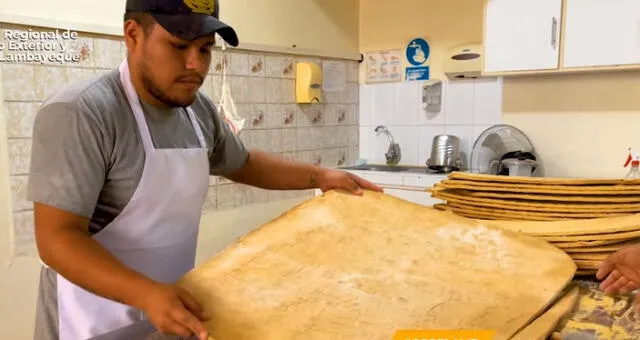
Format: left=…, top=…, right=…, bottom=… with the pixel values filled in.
left=129, top=21, right=214, bottom=107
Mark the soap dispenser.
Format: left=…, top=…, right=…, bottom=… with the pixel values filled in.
left=296, top=62, right=323, bottom=103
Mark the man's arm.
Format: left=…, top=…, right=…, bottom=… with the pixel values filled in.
left=35, top=204, right=209, bottom=339
left=224, top=150, right=383, bottom=194
left=204, top=98, right=381, bottom=194
left=224, top=150, right=322, bottom=190
left=34, top=203, right=156, bottom=307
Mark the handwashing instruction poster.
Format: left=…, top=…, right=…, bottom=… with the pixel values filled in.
left=365, top=49, right=402, bottom=83
left=405, top=37, right=431, bottom=81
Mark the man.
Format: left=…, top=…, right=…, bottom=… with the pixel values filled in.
left=27, top=0, right=382, bottom=339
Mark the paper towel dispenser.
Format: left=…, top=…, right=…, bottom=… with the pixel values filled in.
left=443, top=43, right=482, bottom=80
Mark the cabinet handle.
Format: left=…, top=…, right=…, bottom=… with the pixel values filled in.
left=551, top=17, right=558, bottom=49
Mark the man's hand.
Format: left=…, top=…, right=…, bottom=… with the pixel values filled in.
left=596, top=245, right=640, bottom=296
left=315, top=169, right=383, bottom=195
left=224, top=150, right=384, bottom=194
left=139, top=283, right=211, bottom=340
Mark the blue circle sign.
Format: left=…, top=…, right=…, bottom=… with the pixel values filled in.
left=405, top=38, right=430, bottom=66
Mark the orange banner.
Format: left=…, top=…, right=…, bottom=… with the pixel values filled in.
left=392, top=330, right=495, bottom=340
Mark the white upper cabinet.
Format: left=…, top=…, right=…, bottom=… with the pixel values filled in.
left=484, top=0, right=563, bottom=73
left=563, top=0, right=640, bottom=68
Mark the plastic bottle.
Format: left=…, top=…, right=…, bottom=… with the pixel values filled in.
left=624, top=148, right=640, bottom=179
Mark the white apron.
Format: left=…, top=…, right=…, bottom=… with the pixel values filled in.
left=53, top=59, right=210, bottom=340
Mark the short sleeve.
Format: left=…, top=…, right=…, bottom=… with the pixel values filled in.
left=26, top=102, right=108, bottom=219
left=208, top=106, right=250, bottom=176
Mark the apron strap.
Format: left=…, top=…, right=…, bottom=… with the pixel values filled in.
left=185, top=108, right=207, bottom=149
left=118, top=60, right=156, bottom=154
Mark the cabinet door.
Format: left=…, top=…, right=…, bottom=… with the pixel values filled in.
left=484, top=0, right=563, bottom=73
left=563, top=0, right=640, bottom=68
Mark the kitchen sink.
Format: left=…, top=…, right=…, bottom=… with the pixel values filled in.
left=340, top=164, right=431, bottom=173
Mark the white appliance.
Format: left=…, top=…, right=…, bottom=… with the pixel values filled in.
left=470, top=124, right=543, bottom=177
left=443, top=43, right=483, bottom=80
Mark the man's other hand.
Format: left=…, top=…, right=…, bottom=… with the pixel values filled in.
left=597, top=245, right=640, bottom=296
left=316, top=169, right=383, bottom=195
left=140, top=283, right=211, bottom=340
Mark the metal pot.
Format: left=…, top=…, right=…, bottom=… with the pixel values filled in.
left=426, top=134, right=462, bottom=173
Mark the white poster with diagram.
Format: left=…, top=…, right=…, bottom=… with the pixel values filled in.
left=322, top=60, right=347, bottom=92
left=365, top=49, right=402, bottom=83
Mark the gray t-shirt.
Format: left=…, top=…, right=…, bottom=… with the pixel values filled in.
left=27, top=68, right=249, bottom=234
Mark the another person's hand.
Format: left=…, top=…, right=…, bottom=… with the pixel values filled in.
left=139, top=282, right=211, bottom=340
left=316, top=169, right=383, bottom=195
left=596, top=245, right=640, bottom=296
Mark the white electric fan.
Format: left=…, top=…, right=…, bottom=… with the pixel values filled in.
left=470, top=124, right=543, bottom=177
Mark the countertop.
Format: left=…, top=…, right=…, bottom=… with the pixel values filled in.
left=339, top=164, right=454, bottom=175
left=552, top=278, right=640, bottom=339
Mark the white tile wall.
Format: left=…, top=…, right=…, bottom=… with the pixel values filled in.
left=393, top=82, right=421, bottom=125
left=444, top=80, right=475, bottom=125
left=359, top=126, right=371, bottom=160
left=360, top=78, right=503, bottom=168
left=369, top=83, right=395, bottom=126
left=392, top=126, right=420, bottom=165
left=473, top=78, right=503, bottom=125
left=359, top=85, right=372, bottom=126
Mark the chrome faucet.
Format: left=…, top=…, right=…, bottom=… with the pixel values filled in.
left=375, top=125, right=401, bottom=165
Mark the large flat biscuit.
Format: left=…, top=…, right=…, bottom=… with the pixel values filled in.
left=460, top=190, right=640, bottom=203
left=177, top=190, right=576, bottom=340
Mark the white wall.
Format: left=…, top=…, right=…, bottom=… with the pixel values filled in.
left=0, top=0, right=126, bottom=35
left=359, top=0, right=484, bottom=81
left=502, top=71, right=640, bottom=179
left=0, top=0, right=360, bottom=58
left=359, top=78, right=503, bottom=168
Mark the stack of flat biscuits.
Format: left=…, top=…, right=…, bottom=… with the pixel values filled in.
left=429, top=172, right=640, bottom=221
left=427, top=172, right=640, bottom=275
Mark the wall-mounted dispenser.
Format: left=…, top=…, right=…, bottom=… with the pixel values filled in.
left=296, top=62, right=323, bottom=103
left=443, top=43, right=483, bottom=80
left=422, top=79, right=442, bottom=113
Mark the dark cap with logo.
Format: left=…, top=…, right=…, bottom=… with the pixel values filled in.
left=125, top=0, right=239, bottom=46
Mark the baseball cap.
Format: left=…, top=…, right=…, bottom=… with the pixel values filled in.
left=125, top=0, right=239, bottom=47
